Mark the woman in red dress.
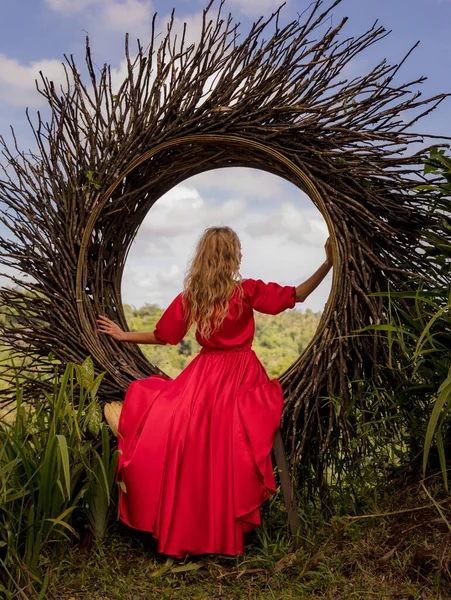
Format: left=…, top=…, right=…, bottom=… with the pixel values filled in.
left=97, top=226, right=332, bottom=557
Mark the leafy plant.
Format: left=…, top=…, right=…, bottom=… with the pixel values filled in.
left=0, top=357, right=119, bottom=597
left=354, top=150, right=451, bottom=489
left=416, top=149, right=451, bottom=487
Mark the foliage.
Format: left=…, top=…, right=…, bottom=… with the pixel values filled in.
left=351, top=150, right=451, bottom=497
left=0, top=357, right=118, bottom=598
left=417, top=149, right=451, bottom=488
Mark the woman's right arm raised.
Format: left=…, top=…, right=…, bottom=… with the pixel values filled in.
left=295, top=237, right=333, bottom=303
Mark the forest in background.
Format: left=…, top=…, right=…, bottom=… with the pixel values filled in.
left=123, top=303, right=323, bottom=379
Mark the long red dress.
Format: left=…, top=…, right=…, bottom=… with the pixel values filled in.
left=117, top=278, right=296, bottom=557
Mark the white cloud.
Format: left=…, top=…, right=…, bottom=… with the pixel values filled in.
left=45, top=0, right=154, bottom=40
left=156, top=264, right=182, bottom=288
left=239, top=229, right=330, bottom=294
left=103, top=0, right=154, bottom=36
left=246, top=202, right=328, bottom=246
left=138, top=185, right=247, bottom=239
left=161, top=11, right=206, bottom=49
left=109, top=59, right=131, bottom=93
left=189, top=167, right=311, bottom=206
left=227, top=0, right=288, bottom=17
left=0, top=51, right=139, bottom=115
left=0, top=55, right=68, bottom=107
left=141, top=239, right=174, bottom=257
left=44, top=0, right=101, bottom=12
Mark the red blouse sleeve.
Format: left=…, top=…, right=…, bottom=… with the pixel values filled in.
left=153, top=293, right=189, bottom=345
left=243, top=278, right=296, bottom=315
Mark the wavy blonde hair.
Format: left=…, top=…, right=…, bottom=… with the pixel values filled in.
left=182, top=226, right=243, bottom=339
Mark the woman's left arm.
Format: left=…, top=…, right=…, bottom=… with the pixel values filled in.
left=96, top=316, right=166, bottom=344
left=295, top=237, right=333, bottom=302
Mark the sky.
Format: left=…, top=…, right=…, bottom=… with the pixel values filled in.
left=0, top=0, right=450, bottom=312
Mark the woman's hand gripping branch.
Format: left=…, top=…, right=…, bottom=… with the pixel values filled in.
left=97, top=315, right=126, bottom=341
left=96, top=315, right=165, bottom=345
left=295, top=236, right=333, bottom=303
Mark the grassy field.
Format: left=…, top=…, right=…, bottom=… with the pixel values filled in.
left=47, top=483, right=450, bottom=600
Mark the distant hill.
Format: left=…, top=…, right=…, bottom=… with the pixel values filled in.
left=124, top=303, right=323, bottom=379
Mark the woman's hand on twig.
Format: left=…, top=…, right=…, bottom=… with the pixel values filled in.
left=324, top=237, right=333, bottom=266
left=97, top=315, right=125, bottom=341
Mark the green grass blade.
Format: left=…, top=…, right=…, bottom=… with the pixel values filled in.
left=423, top=368, right=451, bottom=478
left=45, top=506, right=78, bottom=538
left=414, top=302, right=451, bottom=361
left=435, top=430, right=448, bottom=491
left=55, top=435, right=71, bottom=501
left=0, top=458, right=21, bottom=478
left=421, top=482, right=451, bottom=533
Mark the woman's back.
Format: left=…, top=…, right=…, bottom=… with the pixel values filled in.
left=153, top=278, right=296, bottom=351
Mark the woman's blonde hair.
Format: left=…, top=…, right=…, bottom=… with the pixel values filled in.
left=182, top=226, right=243, bottom=339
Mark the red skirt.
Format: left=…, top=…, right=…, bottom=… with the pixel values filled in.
left=117, top=347, right=284, bottom=557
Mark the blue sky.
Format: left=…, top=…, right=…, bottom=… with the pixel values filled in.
left=0, top=0, right=450, bottom=311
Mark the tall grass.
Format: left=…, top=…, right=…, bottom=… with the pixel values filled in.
left=361, top=285, right=450, bottom=455
left=0, top=357, right=119, bottom=599
left=351, top=149, right=451, bottom=499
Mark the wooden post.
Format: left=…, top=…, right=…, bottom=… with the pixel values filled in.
left=272, top=430, right=303, bottom=550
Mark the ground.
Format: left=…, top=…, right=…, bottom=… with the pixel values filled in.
left=46, top=485, right=451, bottom=600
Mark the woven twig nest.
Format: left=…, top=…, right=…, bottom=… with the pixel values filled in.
left=0, top=0, right=449, bottom=473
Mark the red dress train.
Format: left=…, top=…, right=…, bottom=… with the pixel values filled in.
left=117, top=278, right=296, bottom=557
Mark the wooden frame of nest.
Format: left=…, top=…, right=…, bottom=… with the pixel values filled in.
left=0, top=0, right=449, bottom=482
